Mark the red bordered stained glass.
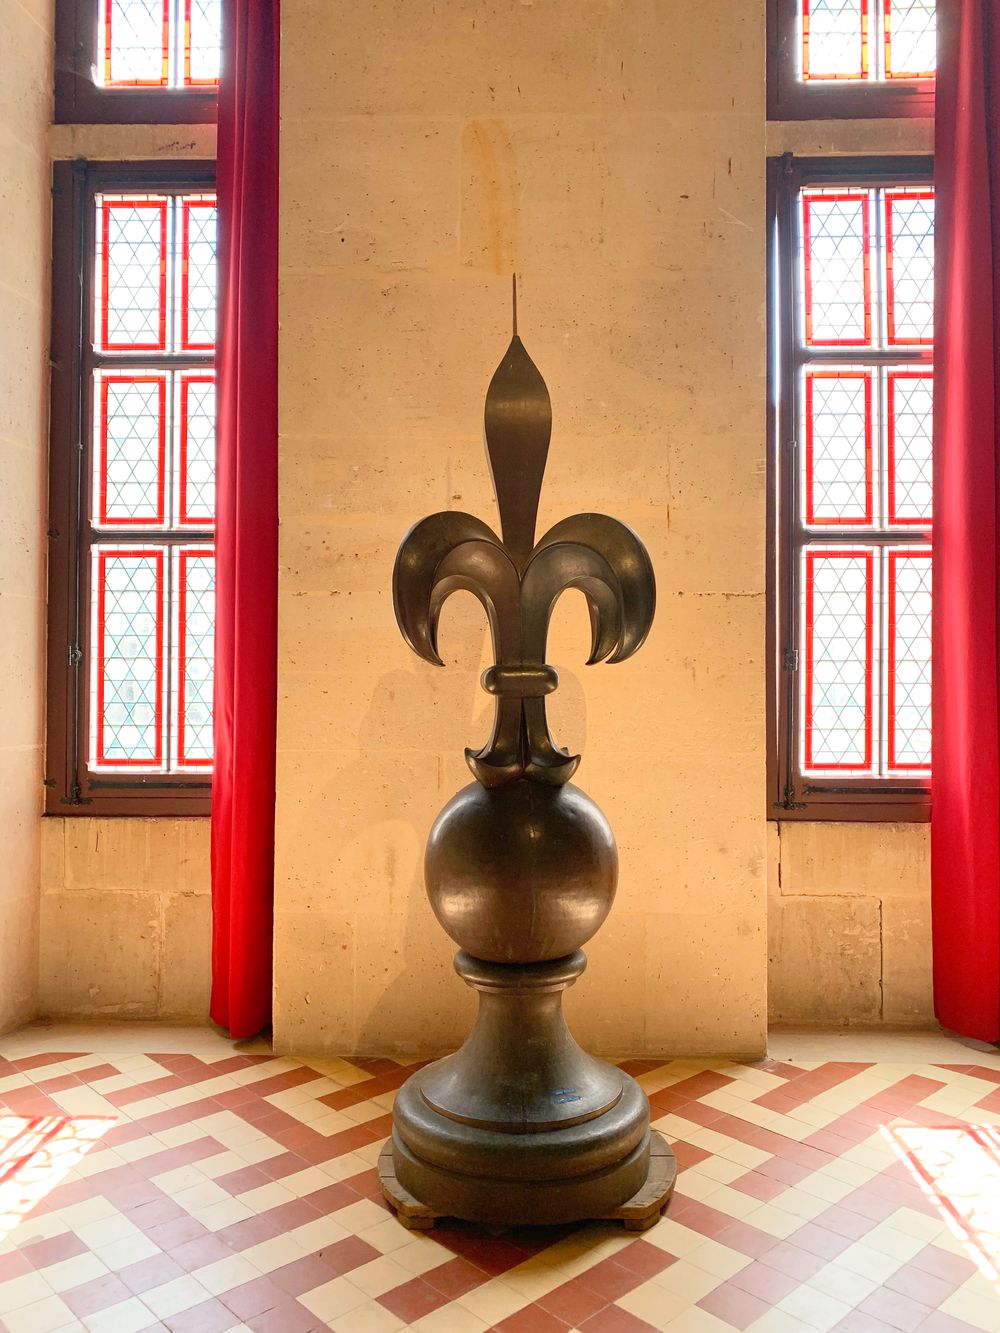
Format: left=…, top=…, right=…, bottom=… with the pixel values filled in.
left=886, top=548, right=931, bottom=772
left=803, top=0, right=869, bottom=81
left=883, top=0, right=936, bottom=79
left=92, top=548, right=166, bottom=769
left=174, top=548, right=214, bottom=768
left=96, top=373, right=168, bottom=526
left=802, top=191, right=872, bottom=346
left=804, top=369, right=874, bottom=525
left=184, top=0, right=222, bottom=85
left=885, top=190, right=935, bottom=345
left=101, top=0, right=170, bottom=87
left=99, top=197, right=168, bottom=352
left=177, top=373, right=216, bottom=525
left=803, top=548, right=875, bottom=772
left=180, top=199, right=217, bottom=351
left=886, top=369, right=933, bottom=525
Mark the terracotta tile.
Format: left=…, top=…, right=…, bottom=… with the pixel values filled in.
left=245, top=1301, right=322, bottom=1332
left=729, top=1260, right=803, bottom=1304
left=169, top=1233, right=236, bottom=1272
left=915, top=1313, right=991, bottom=1332
left=148, top=1216, right=213, bottom=1253
left=579, top=1258, right=644, bottom=1302
left=857, top=1286, right=934, bottom=1329
left=21, top=1232, right=88, bottom=1269
left=884, top=1263, right=960, bottom=1308
left=424, top=1255, right=490, bottom=1298
left=615, top=1241, right=677, bottom=1280
left=494, top=1305, right=574, bottom=1332
left=698, top=1281, right=773, bottom=1329
left=62, top=1272, right=135, bottom=1317
left=788, top=1222, right=855, bottom=1262
left=119, top=1253, right=186, bottom=1295
left=911, top=1245, right=977, bottom=1287
left=219, top=1275, right=287, bottom=1319
left=377, top=1275, right=450, bottom=1322
left=163, top=1298, right=243, bottom=1332
left=537, top=1276, right=610, bottom=1325
left=758, top=1241, right=829, bottom=1282
left=578, top=1305, right=659, bottom=1332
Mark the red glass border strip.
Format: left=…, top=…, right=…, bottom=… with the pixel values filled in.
left=802, top=0, right=870, bottom=82
left=102, top=0, right=170, bottom=88
left=804, top=369, right=874, bottom=526
left=178, top=373, right=216, bottom=525
left=804, top=548, right=875, bottom=772
left=801, top=191, right=873, bottom=347
left=176, top=548, right=214, bottom=768
left=98, top=375, right=168, bottom=526
left=886, top=547, right=931, bottom=773
left=180, top=199, right=216, bottom=352
left=886, top=368, right=933, bottom=526
left=100, top=198, right=168, bottom=353
left=885, top=189, right=935, bottom=347
left=883, top=0, right=936, bottom=80
left=95, top=548, right=165, bottom=768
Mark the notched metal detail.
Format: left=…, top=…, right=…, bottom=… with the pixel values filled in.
left=392, top=282, right=656, bottom=788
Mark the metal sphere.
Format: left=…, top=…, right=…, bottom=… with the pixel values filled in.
left=424, top=779, right=618, bottom=963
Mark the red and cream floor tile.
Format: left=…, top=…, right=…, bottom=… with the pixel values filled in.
left=1, top=1028, right=999, bottom=1332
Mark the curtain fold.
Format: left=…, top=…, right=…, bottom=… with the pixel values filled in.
left=931, top=0, right=1000, bottom=1042
left=210, top=0, right=280, bottom=1040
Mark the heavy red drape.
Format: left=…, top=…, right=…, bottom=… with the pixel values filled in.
left=210, top=0, right=279, bottom=1039
left=931, top=0, right=1000, bottom=1041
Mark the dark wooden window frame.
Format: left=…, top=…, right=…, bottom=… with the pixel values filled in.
left=767, top=153, right=933, bottom=823
left=56, top=0, right=218, bottom=124
left=47, top=158, right=216, bottom=817
left=767, top=0, right=935, bottom=121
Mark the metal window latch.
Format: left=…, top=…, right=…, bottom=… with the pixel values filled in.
left=67, top=644, right=83, bottom=667
left=781, top=782, right=806, bottom=811
left=782, top=647, right=799, bottom=672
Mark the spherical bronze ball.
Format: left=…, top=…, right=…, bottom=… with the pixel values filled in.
left=424, top=779, right=618, bottom=963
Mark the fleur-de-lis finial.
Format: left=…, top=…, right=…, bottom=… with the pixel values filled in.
left=393, top=286, right=655, bottom=787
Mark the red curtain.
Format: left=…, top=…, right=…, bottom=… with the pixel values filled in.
left=931, top=0, right=1000, bottom=1041
left=210, top=0, right=279, bottom=1039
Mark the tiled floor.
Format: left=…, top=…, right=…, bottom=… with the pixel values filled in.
left=1, top=1026, right=999, bottom=1333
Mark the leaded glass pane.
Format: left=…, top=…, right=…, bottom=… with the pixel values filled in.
left=803, top=550, right=874, bottom=772
left=91, top=548, right=165, bottom=769
left=177, top=374, right=216, bottom=524
left=174, top=549, right=215, bottom=767
left=886, top=549, right=931, bottom=771
left=101, top=0, right=169, bottom=87
left=180, top=200, right=217, bottom=350
left=804, top=370, right=873, bottom=525
left=802, top=192, right=871, bottom=346
left=98, top=197, right=167, bottom=352
left=886, top=191, right=935, bottom=345
left=95, top=374, right=167, bottom=526
left=803, top=0, right=868, bottom=80
left=884, top=0, right=936, bottom=79
left=185, top=0, right=222, bottom=84
left=887, top=370, right=933, bottom=525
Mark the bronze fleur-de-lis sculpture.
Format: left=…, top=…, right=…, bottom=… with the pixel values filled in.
left=378, top=282, right=675, bottom=1231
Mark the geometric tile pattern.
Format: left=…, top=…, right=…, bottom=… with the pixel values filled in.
left=175, top=549, right=215, bottom=767
left=99, top=200, right=168, bottom=352
left=97, top=376, right=168, bottom=526
left=886, top=548, right=932, bottom=772
left=802, top=0, right=868, bottom=81
left=801, top=193, right=871, bottom=346
left=101, top=0, right=169, bottom=87
left=178, top=375, right=216, bottom=525
left=804, top=550, right=873, bottom=772
left=185, top=0, right=223, bottom=85
left=884, top=0, right=937, bottom=79
left=91, top=549, right=165, bottom=768
left=885, top=192, right=935, bottom=346
left=1, top=1047, right=999, bottom=1333
left=887, top=370, right=933, bottom=525
left=180, top=201, right=218, bottom=352
left=804, top=371, right=873, bottom=525
left=100, top=0, right=221, bottom=89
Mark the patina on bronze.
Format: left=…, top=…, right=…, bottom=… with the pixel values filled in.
left=379, top=280, right=676, bottom=1230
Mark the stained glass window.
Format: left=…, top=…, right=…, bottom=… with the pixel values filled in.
left=800, top=0, right=935, bottom=82
left=88, top=189, right=216, bottom=775
left=98, top=0, right=221, bottom=88
left=795, top=182, right=933, bottom=781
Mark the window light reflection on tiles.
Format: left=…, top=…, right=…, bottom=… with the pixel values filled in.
left=0, top=1117, right=114, bottom=1243
left=884, top=1124, right=1000, bottom=1286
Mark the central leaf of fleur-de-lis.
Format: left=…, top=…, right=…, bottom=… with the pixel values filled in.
left=392, top=286, right=655, bottom=788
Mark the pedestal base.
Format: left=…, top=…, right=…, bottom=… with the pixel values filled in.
left=378, top=1129, right=675, bottom=1232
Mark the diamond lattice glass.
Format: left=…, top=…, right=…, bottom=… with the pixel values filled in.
left=92, top=549, right=165, bottom=768
left=804, top=370, right=873, bottom=525
left=803, top=0, right=868, bottom=80
left=887, top=370, right=933, bottom=525
left=886, top=191, right=935, bottom=345
left=95, top=374, right=167, bottom=525
left=174, top=549, right=215, bottom=767
left=884, top=0, right=936, bottom=79
left=803, top=550, right=874, bottom=772
left=99, top=0, right=220, bottom=88
left=886, top=549, right=931, bottom=771
left=802, top=193, right=871, bottom=346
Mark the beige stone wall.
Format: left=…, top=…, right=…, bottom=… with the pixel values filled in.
left=274, top=0, right=768, bottom=1059
left=39, top=820, right=211, bottom=1018
left=0, top=0, right=53, bottom=1032
left=768, top=823, right=932, bottom=1026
